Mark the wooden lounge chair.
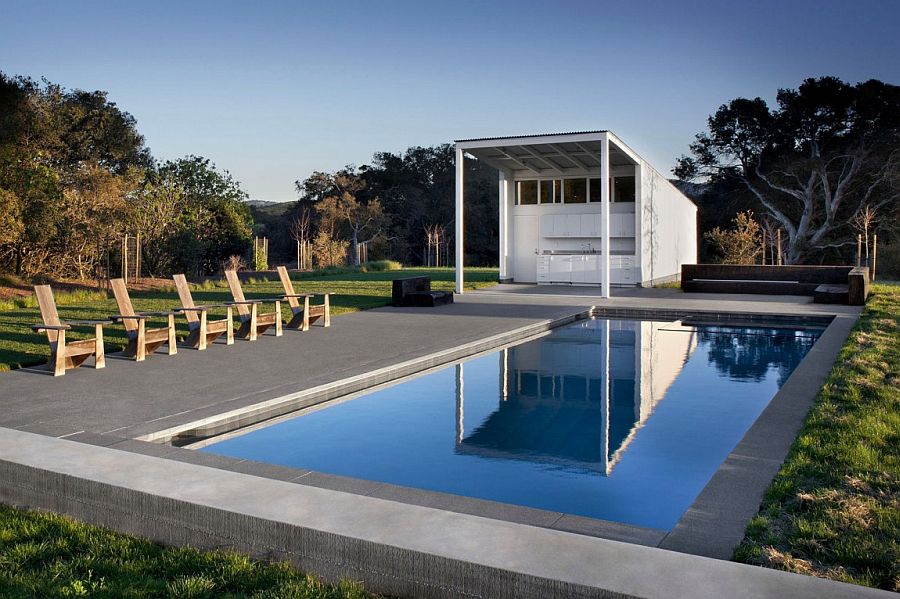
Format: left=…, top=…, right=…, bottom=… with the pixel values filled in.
left=276, top=265, right=332, bottom=330
left=109, top=278, right=177, bottom=361
left=224, top=270, right=283, bottom=341
left=172, top=274, right=234, bottom=350
left=32, top=285, right=108, bottom=376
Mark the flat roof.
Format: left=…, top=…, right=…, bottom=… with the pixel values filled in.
left=454, top=130, right=607, bottom=143
left=454, top=130, right=638, bottom=176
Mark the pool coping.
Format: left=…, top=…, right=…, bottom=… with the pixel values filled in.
left=130, top=306, right=854, bottom=557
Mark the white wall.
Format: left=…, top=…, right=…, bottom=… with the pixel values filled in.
left=637, top=162, right=697, bottom=285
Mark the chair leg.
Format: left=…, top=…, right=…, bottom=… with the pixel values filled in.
left=136, top=320, right=147, bottom=362
left=226, top=306, right=234, bottom=345
left=54, top=330, right=67, bottom=376
left=302, top=296, right=310, bottom=331
left=249, top=303, right=258, bottom=341
left=275, top=301, right=283, bottom=337
left=94, top=324, right=106, bottom=369
left=167, top=313, right=177, bottom=355
left=198, top=310, right=208, bottom=351
left=323, top=294, right=331, bottom=327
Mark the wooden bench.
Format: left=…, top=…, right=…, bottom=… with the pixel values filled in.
left=682, top=264, right=871, bottom=305
left=813, top=284, right=849, bottom=305
left=391, top=276, right=453, bottom=307
left=681, top=264, right=856, bottom=299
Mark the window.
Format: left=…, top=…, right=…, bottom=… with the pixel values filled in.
left=564, top=178, right=587, bottom=203
left=539, top=180, right=558, bottom=204
left=517, top=180, right=537, bottom=205
left=588, top=176, right=637, bottom=202
left=614, top=176, right=636, bottom=202
left=589, top=178, right=601, bottom=202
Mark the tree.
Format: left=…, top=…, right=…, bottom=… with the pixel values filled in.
left=155, top=156, right=254, bottom=275
left=288, top=206, right=313, bottom=269
left=0, top=72, right=151, bottom=277
left=675, top=77, right=900, bottom=264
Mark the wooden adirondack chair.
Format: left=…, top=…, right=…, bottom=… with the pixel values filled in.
left=172, top=274, right=234, bottom=350
left=32, top=285, right=108, bottom=376
left=109, top=278, right=177, bottom=361
left=276, top=266, right=332, bottom=331
left=224, top=270, right=283, bottom=341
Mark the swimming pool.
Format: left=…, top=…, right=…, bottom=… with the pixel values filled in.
left=201, top=317, right=821, bottom=531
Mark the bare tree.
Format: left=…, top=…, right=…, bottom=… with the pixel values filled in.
left=289, top=206, right=312, bottom=270
left=852, top=204, right=879, bottom=266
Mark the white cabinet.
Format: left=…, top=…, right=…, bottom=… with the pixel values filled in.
left=554, top=214, right=567, bottom=237
left=570, top=255, right=587, bottom=283
left=540, top=215, right=555, bottom=237
left=610, top=213, right=636, bottom=237
left=610, top=256, right=636, bottom=284
left=579, top=214, right=602, bottom=237
left=536, top=256, right=550, bottom=282
left=539, top=213, right=603, bottom=237
left=584, top=255, right=602, bottom=283
left=566, top=214, right=581, bottom=237
left=548, top=255, right=571, bottom=283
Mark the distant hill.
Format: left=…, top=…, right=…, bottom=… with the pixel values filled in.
left=246, top=200, right=293, bottom=217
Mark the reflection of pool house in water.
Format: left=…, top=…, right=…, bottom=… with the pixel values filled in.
left=453, top=131, right=698, bottom=297
left=454, top=319, right=698, bottom=475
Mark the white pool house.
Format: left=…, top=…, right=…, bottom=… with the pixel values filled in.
left=454, top=131, right=697, bottom=297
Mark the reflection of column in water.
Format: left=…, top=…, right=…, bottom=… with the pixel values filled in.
left=600, top=319, right=610, bottom=475
left=499, top=348, right=508, bottom=401
left=455, top=363, right=464, bottom=444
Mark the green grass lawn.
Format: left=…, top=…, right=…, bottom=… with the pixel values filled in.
left=0, top=267, right=498, bottom=372
left=0, top=504, right=374, bottom=599
left=733, top=283, right=899, bottom=591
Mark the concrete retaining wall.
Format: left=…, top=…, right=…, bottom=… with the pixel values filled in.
left=0, top=428, right=888, bottom=599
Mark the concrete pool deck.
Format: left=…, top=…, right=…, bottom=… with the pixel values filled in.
left=0, top=287, right=884, bottom=598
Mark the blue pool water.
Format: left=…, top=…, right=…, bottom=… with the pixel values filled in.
left=202, top=318, right=821, bottom=531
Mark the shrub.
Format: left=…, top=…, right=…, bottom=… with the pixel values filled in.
left=705, top=211, right=762, bottom=265
left=222, top=254, right=247, bottom=273
left=365, top=260, right=402, bottom=272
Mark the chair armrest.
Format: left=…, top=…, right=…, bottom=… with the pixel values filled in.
left=172, top=304, right=228, bottom=314
left=282, top=293, right=313, bottom=298
left=225, top=300, right=263, bottom=305
left=65, top=319, right=112, bottom=326
left=110, top=314, right=149, bottom=322
left=32, top=324, right=71, bottom=332
left=137, top=310, right=181, bottom=317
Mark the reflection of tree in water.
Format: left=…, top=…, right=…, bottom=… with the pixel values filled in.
left=700, top=328, right=818, bottom=385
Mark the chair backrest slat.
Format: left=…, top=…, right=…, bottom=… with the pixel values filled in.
left=172, top=274, right=199, bottom=327
left=110, top=278, right=138, bottom=335
left=276, top=266, right=300, bottom=310
left=224, top=270, right=250, bottom=318
left=34, top=285, right=61, bottom=344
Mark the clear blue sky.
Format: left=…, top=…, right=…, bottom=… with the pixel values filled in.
left=3, top=0, right=899, bottom=202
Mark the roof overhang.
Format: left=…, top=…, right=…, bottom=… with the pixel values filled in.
left=454, top=130, right=639, bottom=178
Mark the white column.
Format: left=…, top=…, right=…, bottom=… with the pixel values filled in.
left=455, top=363, right=465, bottom=443
left=498, top=170, right=509, bottom=281
left=600, top=319, right=610, bottom=474
left=455, top=147, right=465, bottom=294
left=600, top=133, right=611, bottom=298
